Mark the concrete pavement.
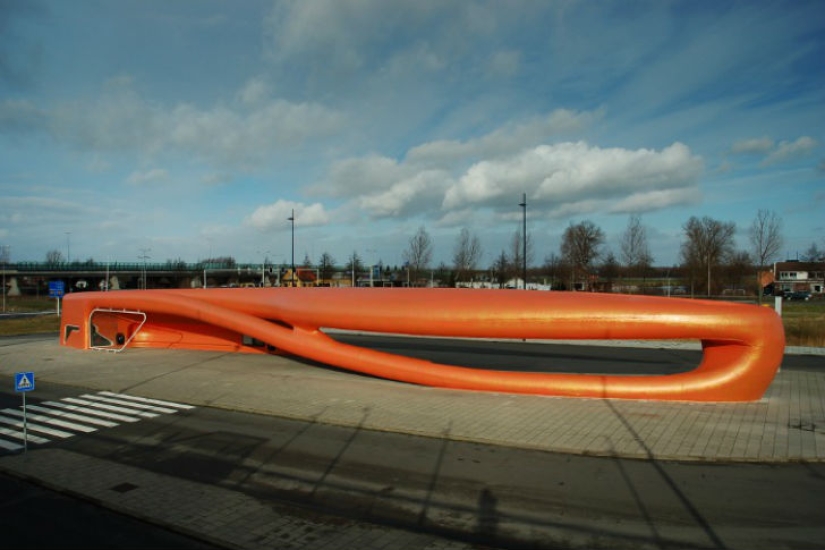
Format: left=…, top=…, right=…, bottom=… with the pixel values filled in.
left=1, top=336, right=823, bottom=549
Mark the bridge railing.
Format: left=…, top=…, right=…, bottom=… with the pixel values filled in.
left=9, top=261, right=269, bottom=272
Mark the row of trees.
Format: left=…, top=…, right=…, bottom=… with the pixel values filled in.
left=377, top=209, right=820, bottom=297
left=34, top=209, right=822, bottom=296
left=238, top=208, right=818, bottom=295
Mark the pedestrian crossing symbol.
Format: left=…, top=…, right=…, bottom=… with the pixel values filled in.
left=14, top=372, right=35, bottom=393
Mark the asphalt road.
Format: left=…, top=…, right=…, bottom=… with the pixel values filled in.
left=3, top=380, right=825, bottom=550
left=0, top=472, right=224, bottom=549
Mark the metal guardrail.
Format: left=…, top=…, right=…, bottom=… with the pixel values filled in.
left=7, top=262, right=268, bottom=273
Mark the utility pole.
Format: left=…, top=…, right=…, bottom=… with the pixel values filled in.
left=288, top=210, right=295, bottom=287
left=519, top=193, right=527, bottom=289
left=1, top=245, right=9, bottom=312
left=139, top=248, right=151, bottom=290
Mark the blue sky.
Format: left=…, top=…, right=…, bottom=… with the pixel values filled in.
left=1, top=0, right=823, bottom=270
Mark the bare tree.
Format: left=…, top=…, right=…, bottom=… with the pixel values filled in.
left=723, top=250, right=753, bottom=295
left=46, top=249, right=63, bottom=264
left=680, top=216, right=736, bottom=297
left=317, top=252, right=336, bottom=284
left=346, top=251, right=364, bottom=286
left=749, top=209, right=783, bottom=302
left=560, top=220, right=604, bottom=290
left=452, top=227, right=482, bottom=284
left=620, top=214, right=654, bottom=281
left=802, top=242, right=823, bottom=262
left=599, top=250, right=620, bottom=291
left=491, top=249, right=510, bottom=288
left=542, top=252, right=565, bottom=290
left=402, top=226, right=433, bottom=286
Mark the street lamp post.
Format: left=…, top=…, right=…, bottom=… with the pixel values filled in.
left=519, top=193, right=527, bottom=289
left=65, top=232, right=71, bottom=264
left=139, top=248, right=151, bottom=290
left=288, top=210, right=295, bottom=287
left=258, top=249, right=271, bottom=287
left=366, top=248, right=376, bottom=287
left=1, top=245, right=9, bottom=313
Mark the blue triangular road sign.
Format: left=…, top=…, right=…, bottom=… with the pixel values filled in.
left=15, top=372, right=35, bottom=392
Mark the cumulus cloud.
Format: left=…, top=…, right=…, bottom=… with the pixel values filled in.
left=244, top=200, right=329, bottom=232
left=313, top=119, right=700, bottom=224
left=356, top=169, right=451, bottom=218
left=316, top=155, right=409, bottom=198
left=406, top=108, right=604, bottom=168
left=443, top=142, right=703, bottom=213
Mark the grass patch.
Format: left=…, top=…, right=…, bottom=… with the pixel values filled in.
left=0, top=314, right=60, bottom=336
left=779, top=301, right=825, bottom=348
left=1, top=294, right=823, bottom=346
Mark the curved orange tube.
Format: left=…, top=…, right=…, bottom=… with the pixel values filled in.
left=60, top=288, right=785, bottom=402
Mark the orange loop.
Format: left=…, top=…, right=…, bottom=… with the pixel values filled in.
left=61, top=288, right=785, bottom=402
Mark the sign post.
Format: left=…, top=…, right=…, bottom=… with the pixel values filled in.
left=14, top=372, right=35, bottom=453
left=49, top=280, right=65, bottom=316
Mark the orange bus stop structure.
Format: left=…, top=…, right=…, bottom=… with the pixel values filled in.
left=60, top=288, right=785, bottom=402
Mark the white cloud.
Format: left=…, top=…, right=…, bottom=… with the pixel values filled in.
left=312, top=119, right=700, bottom=224
left=317, top=155, right=411, bottom=198
left=357, top=169, right=450, bottom=218
left=486, top=49, right=521, bottom=78
left=406, top=109, right=604, bottom=168
left=244, top=200, right=329, bottom=232
left=17, top=79, right=346, bottom=170
left=760, top=136, right=817, bottom=166
left=443, top=142, right=703, bottom=212
left=236, top=77, right=270, bottom=106
left=609, top=188, right=702, bottom=214
left=731, top=137, right=774, bottom=154
left=126, top=168, right=169, bottom=185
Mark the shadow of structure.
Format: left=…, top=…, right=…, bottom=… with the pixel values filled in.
left=604, top=399, right=727, bottom=550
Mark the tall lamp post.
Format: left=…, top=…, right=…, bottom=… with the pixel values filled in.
left=1, top=245, right=9, bottom=313
left=65, top=232, right=71, bottom=264
left=288, top=209, right=295, bottom=287
left=519, top=193, right=527, bottom=289
left=258, top=250, right=271, bottom=287
left=139, top=248, right=151, bottom=290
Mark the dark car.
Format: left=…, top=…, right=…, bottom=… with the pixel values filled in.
left=786, top=291, right=811, bottom=301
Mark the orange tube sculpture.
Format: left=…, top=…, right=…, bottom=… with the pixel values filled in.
left=60, top=288, right=785, bottom=402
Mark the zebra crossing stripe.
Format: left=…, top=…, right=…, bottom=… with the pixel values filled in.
left=43, top=400, right=141, bottom=423
left=0, top=414, right=75, bottom=438
left=0, top=392, right=195, bottom=453
left=2, top=408, right=97, bottom=433
left=62, top=397, right=159, bottom=418
left=26, top=404, right=119, bottom=428
left=98, top=391, right=195, bottom=410
left=0, top=439, right=23, bottom=451
left=80, top=393, right=178, bottom=414
left=0, top=425, right=50, bottom=444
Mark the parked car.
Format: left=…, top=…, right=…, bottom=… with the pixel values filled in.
left=786, top=291, right=811, bottom=301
